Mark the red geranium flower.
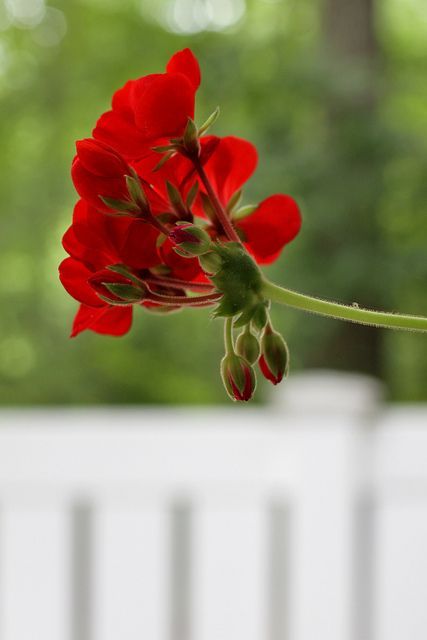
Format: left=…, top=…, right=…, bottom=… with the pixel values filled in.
left=93, top=48, right=201, bottom=160
left=59, top=48, right=305, bottom=401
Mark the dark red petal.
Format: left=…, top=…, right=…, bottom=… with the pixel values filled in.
left=166, top=48, right=201, bottom=90
left=238, top=194, right=302, bottom=264
left=71, top=304, right=132, bottom=337
left=59, top=257, right=102, bottom=307
left=199, top=136, right=258, bottom=205
left=93, top=110, right=149, bottom=160
left=259, top=355, right=279, bottom=384
left=119, top=220, right=161, bottom=269
left=71, top=157, right=129, bottom=212
left=131, top=73, right=195, bottom=140
left=62, top=225, right=111, bottom=270
left=75, top=139, right=129, bottom=177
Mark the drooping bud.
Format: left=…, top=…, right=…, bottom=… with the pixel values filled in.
left=235, top=327, right=260, bottom=365
left=169, top=223, right=211, bottom=257
left=220, top=353, right=256, bottom=402
left=259, top=326, right=289, bottom=385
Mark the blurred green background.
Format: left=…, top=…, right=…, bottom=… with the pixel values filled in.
left=0, top=0, right=426, bottom=404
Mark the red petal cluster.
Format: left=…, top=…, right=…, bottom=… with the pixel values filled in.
left=59, top=49, right=302, bottom=337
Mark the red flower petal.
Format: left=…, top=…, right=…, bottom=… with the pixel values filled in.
left=93, top=109, right=149, bottom=160
left=199, top=136, right=258, bottom=205
left=71, top=157, right=129, bottom=212
left=238, top=194, right=302, bottom=264
left=131, top=73, right=195, bottom=141
left=59, top=257, right=102, bottom=307
left=75, top=139, right=129, bottom=177
left=119, top=220, right=161, bottom=270
left=71, top=304, right=132, bottom=337
left=166, top=48, right=201, bottom=90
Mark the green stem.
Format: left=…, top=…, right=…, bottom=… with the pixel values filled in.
left=224, top=317, right=235, bottom=354
left=263, top=280, right=427, bottom=333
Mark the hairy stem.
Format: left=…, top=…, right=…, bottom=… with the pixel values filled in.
left=144, top=276, right=215, bottom=292
left=224, top=317, right=235, bottom=354
left=146, top=291, right=222, bottom=307
left=263, top=280, right=427, bottom=333
left=194, top=160, right=241, bottom=243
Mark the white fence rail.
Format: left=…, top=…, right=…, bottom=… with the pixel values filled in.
left=0, top=371, right=426, bottom=640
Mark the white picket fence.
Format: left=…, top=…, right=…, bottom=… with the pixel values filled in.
left=0, top=371, right=426, bottom=640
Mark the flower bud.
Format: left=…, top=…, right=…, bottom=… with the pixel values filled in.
left=89, top=270, right=147, bottom=305
left=169, top=223, right=211, bottom=257
left=259, top=327, right=289, bottom=385
left=235, top=328, right=260, bottom=365
left=183, top=117, right=200, bottom=157
left=220, top=353, right=256, bottom=402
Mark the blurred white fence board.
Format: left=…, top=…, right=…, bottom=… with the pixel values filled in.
left=0, top=373, right=425, bottom=640
left=0, top=503, right=70, bottom=640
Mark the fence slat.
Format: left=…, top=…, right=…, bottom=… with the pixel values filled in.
left=92, top=504, right=170, bottom=640
left=192, top=503, right=267, bottom=640
left=0, top=504, right=70, bottom=640
left=374, top=502, right=427, bottom=640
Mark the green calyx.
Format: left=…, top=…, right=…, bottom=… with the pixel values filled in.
left=205, top=243, right=265, bottom=318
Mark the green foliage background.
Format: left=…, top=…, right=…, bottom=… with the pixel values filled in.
left=0, top=0, right=426, bottom=404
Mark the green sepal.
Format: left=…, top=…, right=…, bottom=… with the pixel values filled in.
left=125, top=174, right=148, bottom=209
left=198, top=106, right=220, bottom=136
left=226, top=189, right=242, bottom=214
left=103, top=282, right=145, bottom=302
left=233, top=204, right=258, bottom=221
left=186, top=182, right=199, bottom=209
left=198, top=251, right=223, bottom=275
left=152, top=150, right=175, bottom=172
left=106, top=264, right=143, bottom=286
left=99, top=196, right=139, bottom=213
left=166, top=181, right=187, bottom=217
left=97, top=294, right=133, bottom=306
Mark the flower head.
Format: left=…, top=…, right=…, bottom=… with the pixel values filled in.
left=59, top=48, right=303, bottom=400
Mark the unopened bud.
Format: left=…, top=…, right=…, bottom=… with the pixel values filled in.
left=169, top=223, right=211, bottom=257
left=235, top=328, right=260, bottom=365
left=183, top=118, right=200, bottom=157
left=91, top=273, right=147, bottom=305
left=220, top=353, right=256, bottom=402
left=259, top=327, right=289, bottom=385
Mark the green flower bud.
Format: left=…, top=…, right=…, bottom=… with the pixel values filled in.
left=169, top=223, right=212, bottom=257
left=259, top=327, right=289, bottom=385
left=235, top=327, right=260, bottom=364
